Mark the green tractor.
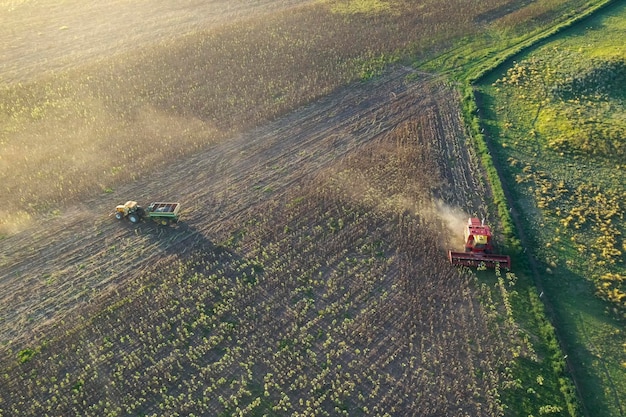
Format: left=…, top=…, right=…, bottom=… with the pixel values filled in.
left=115, top=201, right=181, bottom=225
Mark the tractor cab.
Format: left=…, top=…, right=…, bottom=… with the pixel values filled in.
left=115, top=201, right=145, bottom=223
left=116, top=201, right=140, bottom=216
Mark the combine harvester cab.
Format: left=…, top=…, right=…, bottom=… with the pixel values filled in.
left=448, top=217, right=511, bottom=269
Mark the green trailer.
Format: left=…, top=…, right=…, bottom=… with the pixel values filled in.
left=115, top=201, right=181, bottom=225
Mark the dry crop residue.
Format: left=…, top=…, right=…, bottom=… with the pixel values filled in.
left=0, top=68, right=441, bottom=346
left=0, top=68, right=514, bottom=416
left=0, top=0, right=314, bottom=84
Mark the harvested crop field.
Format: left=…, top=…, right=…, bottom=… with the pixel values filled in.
left=0, top=0, right=314, bottom=84
left=0, top=68, right=518, bottom=415
left=0, top=0, right=537, bottom=415
left=0, top=67, right=485, bottom=344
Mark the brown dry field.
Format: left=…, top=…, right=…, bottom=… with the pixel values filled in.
left=0, top=1, right=528, bottom=415
left=0, top=0, right=314, bottom=84
left=0, top=66, right=488, bottom=356
left=0, top=69, right=510, bottom=414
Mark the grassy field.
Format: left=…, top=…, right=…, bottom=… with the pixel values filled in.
left=475, top=1, right=626, bottom=415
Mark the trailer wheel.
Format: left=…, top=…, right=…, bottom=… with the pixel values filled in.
left=128, top=213, right=140, bottom=224
left=115, top=212, right=123, bottom=220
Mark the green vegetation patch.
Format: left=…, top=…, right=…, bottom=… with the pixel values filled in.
left=496, top=51, right=626, bottom=159
left=476, top=2, right=626, bottom=415
left=492, top=47, right=626, bottom=308
left=551, top=56, right=626, bottom=100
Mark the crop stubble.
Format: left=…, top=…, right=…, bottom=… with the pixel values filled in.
left=0, top=68, right=442, bottom=347
left=0, top=67, right=517, bottom=415
left=0, top=0, right=315, bottom=85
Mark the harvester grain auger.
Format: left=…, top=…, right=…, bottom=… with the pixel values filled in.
left=448, top=217, right=511, bottom=269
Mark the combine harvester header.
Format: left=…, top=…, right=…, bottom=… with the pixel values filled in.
left=448, top=217, right=511, bottom=269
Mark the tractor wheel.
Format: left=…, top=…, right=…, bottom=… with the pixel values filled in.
left=115, top=212, right=123, bottom=220
left=128, top=213, right=140, bottom=224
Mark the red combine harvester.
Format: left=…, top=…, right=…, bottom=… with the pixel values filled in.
left=448, top=217, right=511, bottom=269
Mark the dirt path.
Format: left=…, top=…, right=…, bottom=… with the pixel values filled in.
left=0, top=0, right=313, bottom=84
left=0, top=67, right=487, bottom=355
